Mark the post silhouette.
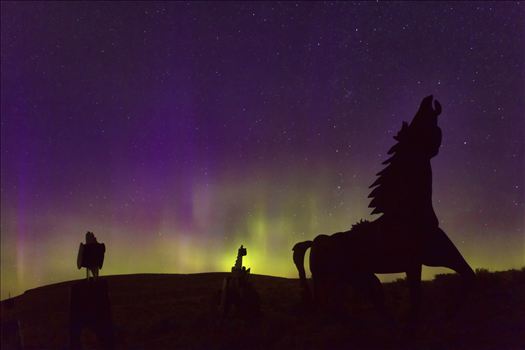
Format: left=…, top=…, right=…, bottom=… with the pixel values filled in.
left=69, top=279, right=115, bottom=350
left=1, top=297, right=23, bottom=350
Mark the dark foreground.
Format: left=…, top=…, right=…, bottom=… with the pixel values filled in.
left=1, top=269, right=524, bottom=350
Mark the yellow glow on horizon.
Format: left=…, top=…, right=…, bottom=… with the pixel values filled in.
left=1, top=172, right=523, bottom=300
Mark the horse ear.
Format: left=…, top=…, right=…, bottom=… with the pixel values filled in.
left=393, top=122, right=409, bottom=141
left=434, top=99, right=442, bottom=116
left=420, top=95, right=434, bottom=111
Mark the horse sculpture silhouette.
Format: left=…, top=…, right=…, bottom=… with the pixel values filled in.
left=293, top=95, right=475, bottom=319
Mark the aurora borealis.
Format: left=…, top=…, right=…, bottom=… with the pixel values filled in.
left=1, top=2, right=523, bottom=299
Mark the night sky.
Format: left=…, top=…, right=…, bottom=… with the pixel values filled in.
left=1, top=2, right=523, bottom=299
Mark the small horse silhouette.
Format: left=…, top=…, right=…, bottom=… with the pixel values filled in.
left=293, top=96, right=475, bottom=319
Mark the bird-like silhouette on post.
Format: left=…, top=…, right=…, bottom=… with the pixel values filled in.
left=77, top=231, right=105, bottom=279
left=293, top=96, right=475, bottom=320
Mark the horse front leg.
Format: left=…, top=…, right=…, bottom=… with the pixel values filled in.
left=423, top=227, right=476, bottom=318
left=406, top=264, right=422, bottom=323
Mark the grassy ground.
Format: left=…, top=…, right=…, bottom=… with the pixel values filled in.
left=1, top=268, right=524, bottom=349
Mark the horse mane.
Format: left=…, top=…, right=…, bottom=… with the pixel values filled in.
left=329, top=219, right=372, bottom=240
left=367, top=121, right=412, bottom=215
left=350, top=219, right=372, bottom=232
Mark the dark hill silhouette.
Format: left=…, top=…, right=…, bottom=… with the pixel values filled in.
left=1, top=270, right=524, bottom=349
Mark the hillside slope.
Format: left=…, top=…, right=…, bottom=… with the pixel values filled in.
left=1, top=270, right=524, bottom=349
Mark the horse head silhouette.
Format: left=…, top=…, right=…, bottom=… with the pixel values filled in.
left=407, top=95, right=442, bottom=158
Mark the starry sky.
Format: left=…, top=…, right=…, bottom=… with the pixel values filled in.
left=1, top=1, right=524, bottom=299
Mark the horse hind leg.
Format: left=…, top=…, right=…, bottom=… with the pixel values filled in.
left=348, top=273, right=392, bottom=325
left=313, top=276, right=333, bottom=308
left=362, top=274, right=392, bottom=322
left=312, top=275, right=347, bottom=321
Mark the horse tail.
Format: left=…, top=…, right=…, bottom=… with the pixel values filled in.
left=293, top=240, right=313, bottom=302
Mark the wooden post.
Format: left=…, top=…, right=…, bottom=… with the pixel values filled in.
left=1, top=297, right=23, bottom=350
left=218, top=245, right=260, bottom=318
left=69, top=279, right=115, bottom=349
